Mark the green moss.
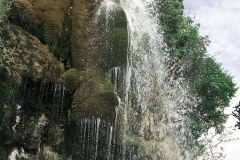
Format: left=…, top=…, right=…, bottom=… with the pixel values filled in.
left=113, top=8, right=128, bottom=29
left=33, top=0, right=71, bottom=52
left=0, top=0, right=4, bottom=19
left=98, top=6, right=127, bottom=30
left=61, top=68, right=82, bottom=91
left=100, top=28, right=128, bottom=71
left=1, top=27, right=10, bottom=40
left=0, top=104, right=11, bottom=131
left=8, top=0, right=71, bottom=52
left=53, top=12, right=72, bottom=65
left=70, top=0, right=94, bottom=69
left=71, top=69, right=118, bottom=123
left=98, top=7, right=128, bottom=71
left=43, top=22, right=61, bottom=51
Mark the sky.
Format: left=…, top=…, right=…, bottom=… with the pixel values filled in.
left=183, top=0, right=240, bottom=159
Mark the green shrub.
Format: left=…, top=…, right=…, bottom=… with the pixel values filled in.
left=157, top=0, right=237, bottom=146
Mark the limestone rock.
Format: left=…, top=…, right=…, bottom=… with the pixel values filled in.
left=1, top=23, right=63, bottom=84
left=70, top=69, right=118, bottom=124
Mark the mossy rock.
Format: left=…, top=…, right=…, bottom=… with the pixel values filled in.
left=71, top=69, right=119, bottom=123
left=1, top=22, right=64, bottom=84
left=70, top=0, right=95, bottom=70
left=10, top=0, right=72, bottom=64
left=8, top=0, right=72, bottom=57
left=100, top=28, right=128, bottom=71
left=61, top=68, right=84, bottom=91
left=98, top=6, right=128, bottom=71
left=126, top=140, right=139, bottom=151
left=113, top=7, right=128, bottom=29
left=97, top=6, right=127, bottom=30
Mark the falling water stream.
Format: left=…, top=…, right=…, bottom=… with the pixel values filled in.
left=95, top=0, right=196, bottom=159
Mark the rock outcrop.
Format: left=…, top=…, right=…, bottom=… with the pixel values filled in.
left=0, top=0, right=181, bottom=159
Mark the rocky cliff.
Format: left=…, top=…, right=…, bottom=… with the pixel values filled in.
left=0, top=0, right=181, bottom=159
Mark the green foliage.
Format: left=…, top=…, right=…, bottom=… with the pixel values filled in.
left=190, top=58, right=237, bottom=137
left=158, top=0, right=184, bottom=43
left=157, top=0, right=237, bottom=147
left=232, top=102, right=240, bottom=129
left=158, top=0, right=208, bottom=82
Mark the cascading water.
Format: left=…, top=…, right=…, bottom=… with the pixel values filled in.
left=96, top=0, right=196, bottom=159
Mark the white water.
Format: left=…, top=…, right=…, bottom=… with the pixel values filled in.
left=76, top=117, right=120, bottom=159
left=96, top=0, right=196, bottom=159
left=96, top=118, right=101, bottom=159
left=12, top=104, right=21, bottom=133
left=119, top=0, right=166, bottom=113
left=117, top=0, right=197, bottom=152
left=8, top=148, right=29, bottom=160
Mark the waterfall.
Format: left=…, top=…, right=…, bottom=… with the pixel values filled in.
left=96, top=0, right=196, bottom=159
left=0, top=0, right=198, bottom=159
left=119, top=0, right=164, bottom=112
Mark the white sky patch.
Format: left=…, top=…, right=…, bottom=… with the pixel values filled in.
left=224, top=90, right=240, bottom=160
left=184, top=0, right=240, bottom=66
left=184, top=0, right=240, bottom=159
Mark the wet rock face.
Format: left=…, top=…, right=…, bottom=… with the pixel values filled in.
left=70, top=69, right=118, bottom=123
left=1, top=111, right=49, bottom=158
left=0, top=11, right=67, bottom=158
left=97, top=6, right=128, bottom=71
left=0, top=78, right=72, bottom=159
left=0, top=0, right=182, bottom=159
left=16, top=114, right=48, bottom=151
left=136, top=111, right=180, bottom=160
left=65, top=117, right=120, bottom=159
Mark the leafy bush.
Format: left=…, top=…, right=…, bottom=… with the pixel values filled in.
left=232, top=102, right=240, bottom=129
left=190, top=58, right=237, bottom=137
left=157, top=0, right=237, bottom=148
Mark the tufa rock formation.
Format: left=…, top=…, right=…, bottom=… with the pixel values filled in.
left=0, top=0, right=181, bottom=159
